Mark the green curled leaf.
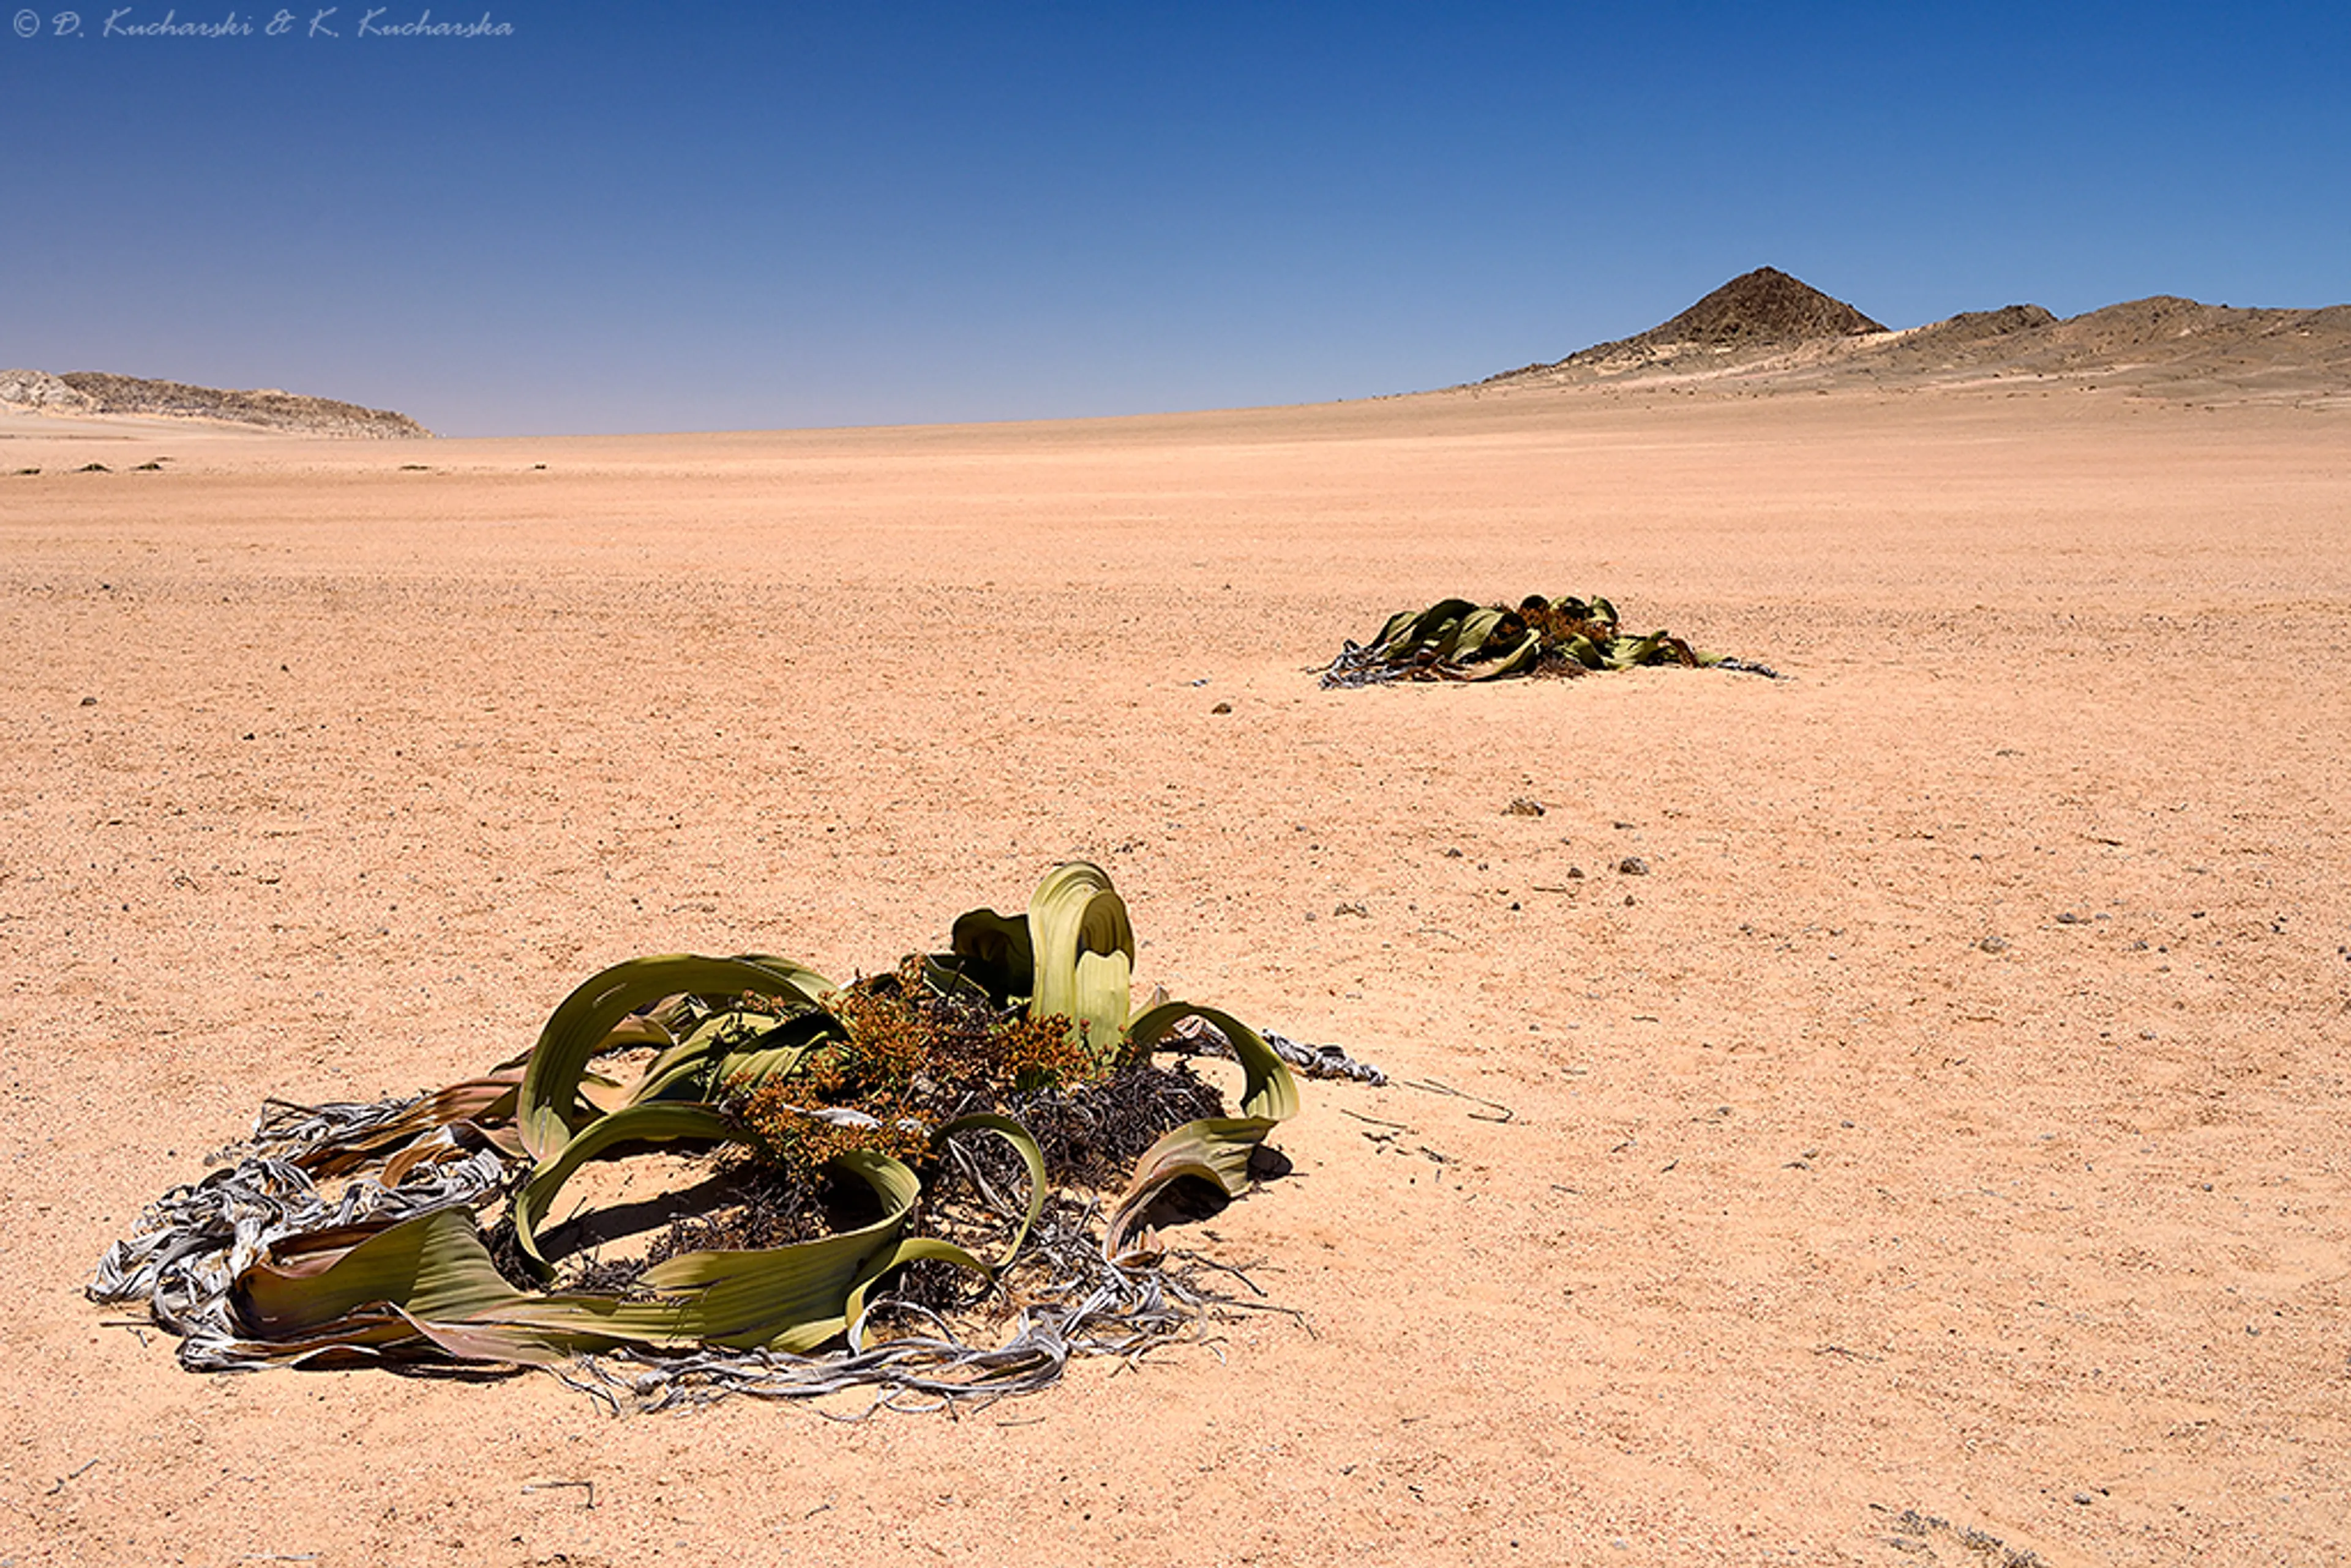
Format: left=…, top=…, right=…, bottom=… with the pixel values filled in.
left=628, top=1007, right=842, bottom=1106
left=474, top=1149, right=921, bottom=1354
left=947, top=907, right=1036, bottom=1003
left=1372, top=598, right=1475, bottom=657
left=932, top=1112, right=1047, bottom=1271
left=1103, top=1115, right=1281, bottom=1263
left=1370, top=607, right=1420, bottom=651
left=518, top=955, right=831, bottom=1163
left=841, top=1236, right=997, bottom=1349
left=511, top=1103, right=735, bottom=1271
left=1125, top=1002, right=1300, bottom=1122
left=231, top=1159, right=929, bottom=1365
left=1450, top=606, right=1510, bottom=659
left=591, top=1148, right=921, bottom=1351
left=1468, top=628, right=1545, bottom=680
left=1027, top=863, right=1134, bottom=1065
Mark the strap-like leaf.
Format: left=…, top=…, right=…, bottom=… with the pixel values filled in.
left=628, top=1007, right=841, bottom=1106
left=1466, top=628, right=1545, bottom=680
left=947, top=908, right=1035, bottom=1003
left=1375, top=598, right=1476, bottom=657
left=488, top=1150, right=921, bottom=1355
left=1103, top=1115, right=1281, bottom=1263
left=841, top=1236, right=997, bottom=1349
left=932, top=1112, right=1047, bottom=1270
left=235, top=1149, right=929, bottom=1364
left=1449, top=606, right=1510, bottom=660
left=729, top=955, right=839, bottom=997
left=1105, top=1002, right=1300, bottom=1258
left=1027, top=863, right=1134, bottom=1063
left=519, top=955, right=830, bottom=1163
left=839, top=1112, right=1048, bottom=1341
left=511, top=1103, right=736, bottom=1270
left=1125, top=1002, right=1300, bottom=1122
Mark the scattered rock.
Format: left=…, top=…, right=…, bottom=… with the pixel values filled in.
left=1979, top=936, right=2009, bottom=953
left=1505, top=797, right=1545, bottom=817
left=1565, top=866, right=1584, bottom=879
left=1210, top=700, right=1232, bottom=715
left=79, top=696, right=97, bottom=707
left=1616, top=856, right=1649, bottom=876
left=2055, top=911, right=2082, bottom=925
left=1332, top=901, right=1368, bottom=918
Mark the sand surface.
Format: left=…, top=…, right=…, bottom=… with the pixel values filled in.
left=5, top=385, right=2349, bottom=1566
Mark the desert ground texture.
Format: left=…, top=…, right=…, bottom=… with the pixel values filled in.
left=4, top=381, right=2349, bottom=1566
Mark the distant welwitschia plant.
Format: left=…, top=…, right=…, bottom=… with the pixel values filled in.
left=1322, top=593, right=1774, bottom=686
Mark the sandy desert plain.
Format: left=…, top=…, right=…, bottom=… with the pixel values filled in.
left=3, top=365, right=2349, bottom=1567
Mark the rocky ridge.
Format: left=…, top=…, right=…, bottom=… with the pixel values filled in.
left=1483, top=271, right=2351, bottom=404
left=0, top=368, right=429, bottom=437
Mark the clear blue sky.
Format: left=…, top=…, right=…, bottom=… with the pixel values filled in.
left=6, top=1, right=2345, bottom=435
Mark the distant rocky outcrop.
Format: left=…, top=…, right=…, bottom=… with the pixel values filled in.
left=1497, top=267, right=1886, bottom=380
left=1898, top=303, right=2060, bottom=348
left=1481, top=270, right=2351, bottom=403
left=1597, top=264, right=1885, bottom=351
left=0, top=368, right=429, bottom=437
left=0, top=369, right=96, bottom=411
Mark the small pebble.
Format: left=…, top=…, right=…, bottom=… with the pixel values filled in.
left=1616, top=856, right=1649, bottom=876
left=1210, top=700, right=1232, bottom=714
left=1979, top=936, right=2008, bottom=953
left=80, top=695, right=97, bottom=707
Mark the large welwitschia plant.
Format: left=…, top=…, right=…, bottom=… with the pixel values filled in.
left=91, top=864, right=1304, bottom=1401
